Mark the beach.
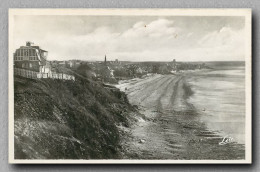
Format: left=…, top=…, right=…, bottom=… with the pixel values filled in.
left=116, top=68, right=245, bottom=159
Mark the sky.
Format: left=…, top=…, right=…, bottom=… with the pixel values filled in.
left=13, top=15, right=245, bottom=62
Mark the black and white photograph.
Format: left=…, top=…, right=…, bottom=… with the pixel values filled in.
left=8, top=9, right=252, bottom=164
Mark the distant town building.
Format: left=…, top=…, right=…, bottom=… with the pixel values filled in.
left=172, top=59, right=177, bottom=70
left=13, top=42, right=50, bottom=73
left=68, top=60, right=81, bottom=69
left=59, top=60, right=67, bottom=67
left=100, top=55, right=115, bottom=82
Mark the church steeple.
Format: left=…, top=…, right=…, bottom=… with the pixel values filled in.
left=104, top=55, right=107, bottom=65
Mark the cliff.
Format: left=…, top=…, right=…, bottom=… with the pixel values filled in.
left=14, top=74, right=136, bottom=159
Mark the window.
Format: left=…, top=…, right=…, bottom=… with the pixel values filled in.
left=25, top=50, right=28, bottom=56
left=22, top=63, right=24, bottom=68
left=29, top=63, right=32, bottom=68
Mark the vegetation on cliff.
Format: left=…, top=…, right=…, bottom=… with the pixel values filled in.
left=14, top=68, right=137, bottom=159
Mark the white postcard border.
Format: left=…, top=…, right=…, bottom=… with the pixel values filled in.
left=8, top=8, right=252, bottom=164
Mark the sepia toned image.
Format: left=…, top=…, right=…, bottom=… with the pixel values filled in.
left=8, top=9, right=251, bottom=164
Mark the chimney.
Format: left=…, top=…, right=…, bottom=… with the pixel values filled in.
left=26, top=41, right=33, bottom=46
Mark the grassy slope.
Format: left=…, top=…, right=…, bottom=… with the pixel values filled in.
left=14, top=74, right=136, bottom=159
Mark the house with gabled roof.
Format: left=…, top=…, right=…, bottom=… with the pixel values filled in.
left=13, top=41, right=50, bottom=73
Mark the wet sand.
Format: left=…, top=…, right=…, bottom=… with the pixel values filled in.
left=116, top=73, right=245, bottom=160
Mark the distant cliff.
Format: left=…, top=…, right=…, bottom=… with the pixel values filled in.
left=14, top=73, right=136, bottom=159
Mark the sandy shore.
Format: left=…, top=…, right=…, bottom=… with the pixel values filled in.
left=116, top=73, right=245, bottom=160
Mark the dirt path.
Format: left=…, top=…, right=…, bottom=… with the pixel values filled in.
left=117, top=74, right=245, bottom=160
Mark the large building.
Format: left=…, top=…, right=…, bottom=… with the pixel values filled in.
left=13, top=42, right=50, bottom=73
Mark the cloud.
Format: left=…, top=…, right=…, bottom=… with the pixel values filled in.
left=197, top=26, right=245, bottom=60
left=121, top=19, right=178, bottom=39
left=199, top=27, right=244, bottom=48
left=13, top=18, right=245, bottom=62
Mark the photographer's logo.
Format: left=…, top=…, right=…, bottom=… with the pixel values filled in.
left=219, top=136, right=234, bottom=145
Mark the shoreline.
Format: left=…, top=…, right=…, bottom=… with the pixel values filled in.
left=117, top=72, right=245, bottom=160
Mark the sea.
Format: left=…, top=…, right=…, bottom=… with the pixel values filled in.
left=187, top=62, right=246, bottom=144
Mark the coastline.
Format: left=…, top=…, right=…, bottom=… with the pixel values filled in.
left=116, top=72, right=245, bottom=160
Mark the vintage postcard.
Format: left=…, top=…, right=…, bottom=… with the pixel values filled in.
left=8, top=9, right=252, bottom=164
